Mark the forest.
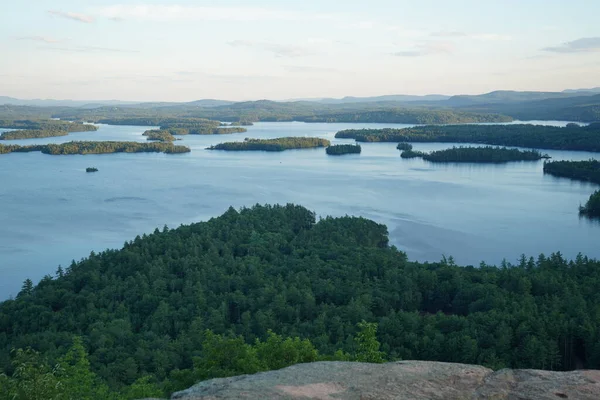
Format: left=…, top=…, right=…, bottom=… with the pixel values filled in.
left=143, top=130, right=176, bottom=142
left=0, top=120, right=97, bottom=140
left=325, top=144, right=361, bottom=155
left=335, top=124, right=600, bottom=152
left=2, top=205, right=600, bottom=397
left=580, top=191, right=600, bottom=217
left=400, top=146, right=548, bottom=163
left=208, top=137, right=330, bottom=151
left=543, top=160, right=600, bottom=185
left=0, top=141, right=190, bottom=155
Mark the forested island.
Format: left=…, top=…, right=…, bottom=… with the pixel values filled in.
left=0, top=141, right=190, bottom=155
left=400, top=146, right=548, bottom=163
left=1, top=204, right=600, bottom=399
left=143, top=130, right=176, bottom=142
left=208, top=137, right=330, bottom=152
left=86, top=167, right=98, bottom=173
left=580, top=190, right=600, bottom=217
left=336, top=124, right=600, bottom=152
left=0, top=120, right=97, bottom=140
left=326, top=144, right=361, bottom=155
left=543, top=160, right=600, bottom=185
left=396, top=142, right=413, bottom=151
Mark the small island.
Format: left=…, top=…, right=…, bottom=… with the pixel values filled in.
left=86, top=167, right=98, bottom=173
left=143, top=130, right=176, bottom=142
left=396, top=143, right=413, bottom=151
left=326, top=144, right=361, bottom=155
left=580, top=190, right=600, bottom=218
left=0, top=120, right=97, bottom=140
left=208, top=137, right=330, bottom=152
left=543, top=160, right=600, bottom=185
left=0, top=141, right=190, bottom=156
left=400, top=146, right=548, bottom=163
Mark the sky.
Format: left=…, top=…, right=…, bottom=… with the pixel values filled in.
left=1, top=0, right=599, bottom=101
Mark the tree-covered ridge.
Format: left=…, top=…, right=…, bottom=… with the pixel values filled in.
left=300, top=110, right=512, bottom=124
left=401, top=146, right=548, bottom=163
left=143, top=130, right=176, bottom=142
left=543, top=160, right=600, bottom=185
left=208, top=137, right=330, bottom=151
left=2, top=204, right=600, bottom=397
left=336, top=124, right=600, bottom=152
left=0, top=141, right=190, bottom=155
left=580, top=191, right=600, bottom=218
left=326, top=144, right=361, bottom=155
left=0, top=120, right=98, bottom=140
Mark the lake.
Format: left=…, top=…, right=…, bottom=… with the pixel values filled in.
left=1, top=121, right=598, bottom=298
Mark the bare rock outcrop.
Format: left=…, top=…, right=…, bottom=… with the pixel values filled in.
left=170, top=361, right=600, bottom=400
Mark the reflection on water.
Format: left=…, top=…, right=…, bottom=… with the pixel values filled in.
left=0, top=121, right=598, bottom=298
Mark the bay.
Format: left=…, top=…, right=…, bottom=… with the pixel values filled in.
left=0, top=121, right=598, bottom=298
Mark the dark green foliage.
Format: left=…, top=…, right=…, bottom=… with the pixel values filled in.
left=86, top=167, right=98, bottom=173
left=208, top=137, right=330, bottom=151
left=396, top=143, right=413, bottom=151
left=544, top=160, right=600, bottom=184
left=0, top=141, right=190, bottom=156
left=326, top=144, right=361, bottom=155
left=336, top=124, right=600, bottom=152
left=580, top=191, right=600, bottom=217
left=0, top=120, right=97, bottom=140
left=300, top=110, right=511, bottom=124
left=142, top=130, right=176, bottom=142
left=406, top=146, right=548, bottom=163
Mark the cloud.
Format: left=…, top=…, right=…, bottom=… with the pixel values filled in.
left=94, top=4, right=330, bottom=22
left=229, top=40, right=314, bottom=57
left=16, top=36, right=61, bottom=44
left=431, top=31, right=511, bottom=41
left=393, top=41, right=454, bottom=57
left=47, top=10, right=95, bottom=23
left=542, top=37, right=600, bottom=53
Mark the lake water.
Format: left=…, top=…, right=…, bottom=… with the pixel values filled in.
left=1, top=121, right=598, bottom=298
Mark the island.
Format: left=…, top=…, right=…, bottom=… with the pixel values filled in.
left=399, top=146, right=548, bottom=163
left=207, top=137, right=330, bottom=152
left=335, top=124, right=600, bottom=152
left=86, top=167, right=99, bottom=173
left=580, top=190, right=600, bottom=218
left=543, top=160, right=600, bottom=185
left=396, top=142, right=413, bottom=151
left=0, top=120, right=98, bottom=140
left=326, top=144, right=361, bottom=155
left=143, top=130, right=176, bottom=142
left=0, top=141, right=190, bottom=155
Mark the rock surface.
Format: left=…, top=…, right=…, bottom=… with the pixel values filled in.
left=170, top=361, right=600, bottom=400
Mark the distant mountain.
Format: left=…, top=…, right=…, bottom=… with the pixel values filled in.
left=444, top=90, right=597, bottom=107
left=0, top=96, right=140, bottom=108
left=289, top=94, right=450, bottom=104
left=563, top=87, right=600, bottom=94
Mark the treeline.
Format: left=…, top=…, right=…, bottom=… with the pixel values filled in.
left=543, top=160, right=600, bottom=185
left=208, top=137, right=330, bottom=151
left=2, top=204, right=600, bottom=397
left=300, top=110, right=512, bottom=124
left=401, top=146, right=548, bottom=163
left=326, top=144, right=361, bottom=155
left=580, top=191, right=600, bottom=217
left=0, top=141, right=190, bottom=155
left=0, top=120, right=97, bottom=140
left=335, top=124, right=600, bottom=152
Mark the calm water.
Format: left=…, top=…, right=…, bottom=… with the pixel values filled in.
left=1, top=121, right=598, bottom=298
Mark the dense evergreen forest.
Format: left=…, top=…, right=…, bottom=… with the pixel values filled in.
left=142, top=130, right=176, bottom=142
left=335, top=124, right=600, bottom=152
left=208, top=137, right=330, bottom=151
left=400, top=146, right=548, bottom=163
left=325, top=144, right=361, bottom=155
left=580, top=191, right=600, bottom=217
left=0, top=141, right=190, bottom=155
left=297, top=110, right=511, bottom=124
left=0, top=120, right=97, bottom=140
left=2, top=204, right=600, bottom=398
left=396, top=142, right=413, bottom=151
left=543, top=160, right=600, bottom=185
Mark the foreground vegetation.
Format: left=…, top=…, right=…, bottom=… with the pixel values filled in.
left=401, top=146, right=548, bottom=163
left=0, top=141, right=190, bottom=155
left=1, top=204, right=600, bottom=398
left=0, top=120, right=97, bottom=140
left=543, top=160, right=600, bottom=185
left=336, top=124, right=600, bottom=152
left=326, top=144, right=361, bottom=155
left=208, top=137, right=330, bottom=151
left=580, top=191, right=600, bottom=218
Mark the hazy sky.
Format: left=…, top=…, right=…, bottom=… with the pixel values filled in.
left=1, top=0, right=599, bottom=101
